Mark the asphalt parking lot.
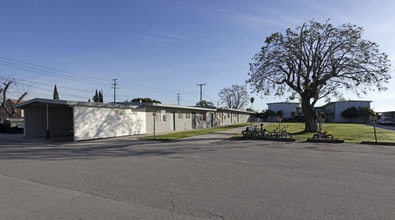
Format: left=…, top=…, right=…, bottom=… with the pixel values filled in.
left=1, top=128, right=395, bottom=219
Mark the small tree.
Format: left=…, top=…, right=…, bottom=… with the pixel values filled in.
left=99, top=90, right=103, bottom=103
left=358, top=106, right=374, bottom=122
left=262, top=109, right=275, bottom=121
left=92, top=90, right=99, bottom=102
left=53, top=85, right=59, bottom=100
left=131, top=98, right=161, bottom=104
left=358, top=106, right=374, bottom=117
left=341, top=107, right=359, bottom=122
left=196, top=100, right=214, bottom=108
left=276, top=110, right=283, bottom=118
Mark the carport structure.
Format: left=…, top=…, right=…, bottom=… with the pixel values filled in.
left=16, top=98, right=146, bottom=142
left=17, top=99, right=73, bottom=140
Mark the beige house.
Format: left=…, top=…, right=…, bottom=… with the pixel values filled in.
left=0, top=99, right=25, bottom=131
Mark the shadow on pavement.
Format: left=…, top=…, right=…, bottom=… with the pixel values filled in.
left=0, top=127, right=249, bottom=161
left=0, top=137, right=248, bottom=161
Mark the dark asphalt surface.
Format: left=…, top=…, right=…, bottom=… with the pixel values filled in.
left=1, top=128, right=395, bottom=219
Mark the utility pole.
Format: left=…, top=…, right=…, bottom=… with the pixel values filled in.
left=197, top=83, right=206, bottom=102
left=112, top=79, right=118, bottom=103
left=176, top=93, right=181, bottom=105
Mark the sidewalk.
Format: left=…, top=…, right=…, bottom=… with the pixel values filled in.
left=0, top=125, right=253, bottom=145
left=0, top=133, right=73, bottom=144
left=178, top=126, right=247, bottom=143
left=0, top=133, right=35, bottom=143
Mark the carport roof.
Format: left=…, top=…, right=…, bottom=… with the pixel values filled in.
left=16, top=98, right=142, bottom=109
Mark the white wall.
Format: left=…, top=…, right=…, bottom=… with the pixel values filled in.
left=267, top=103, right=298, bottom=119
left=334, top=101, right=371, bottom=122
left=73, top=106, right=145, bottom=141
left=217, top=110, right=251, bottom=126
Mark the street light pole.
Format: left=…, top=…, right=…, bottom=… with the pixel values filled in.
left=197, top=83, right=206, bottom=102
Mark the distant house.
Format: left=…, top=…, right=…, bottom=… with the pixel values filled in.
left=0, top=99, right=24, bottom=131
left=16, top=98, right=253, bottom=142
left=267, top=102, right=300, bottom=121
left=267, top=100, right=371, bottom=123
left=317, top=100, right=371, bottom=123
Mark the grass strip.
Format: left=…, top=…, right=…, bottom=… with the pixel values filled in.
left=141, top=123, right=249, bottom=141
left=261, top=123, right=395, bottom=143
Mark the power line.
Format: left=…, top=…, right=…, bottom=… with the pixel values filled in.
left=202, top=92, right=216, bottom=103
left=117, top=80, right=179, bottom=95
left=0, top=58, right=180, bottom=97
left=0, top=76, right=97, bottom=101
left=0, top=57, right=219, bottom=105
left=0, top=76, right=95, bottom=94
left=14, top=81, right=90, bottom=100
left=0, top=56, right=108, bottom=84
left=0, top=56, right=184, bottom=98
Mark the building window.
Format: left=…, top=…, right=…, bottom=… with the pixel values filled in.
left=161, top=110, right=167, bottom=122
left=185, top=112, right=190, bottom=119
left=178, top=111, right=183, bottom=119
left=202, top=113, right=206, bottom=121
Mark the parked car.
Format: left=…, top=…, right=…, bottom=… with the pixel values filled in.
left=378, top=117, right=395, bottom=125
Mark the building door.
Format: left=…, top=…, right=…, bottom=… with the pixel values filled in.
left=172, top=111, right=176, bottom=130
left=169, top=111, right=174, bottom=130
left=192, top=112, right=196, bottom=129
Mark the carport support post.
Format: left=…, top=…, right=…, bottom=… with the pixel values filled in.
left=153, top=112, right=157, bottom=140
left=46, top=104, right=49, bottom=139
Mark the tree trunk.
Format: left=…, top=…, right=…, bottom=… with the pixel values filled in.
left=301, top=96, right=318, bottom=132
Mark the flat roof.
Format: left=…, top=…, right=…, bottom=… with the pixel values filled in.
left=267, top=102, right=299, bottom=105
left=16, top=98, right=253, bottom=114
left=16, top=98, right=141, bottom=109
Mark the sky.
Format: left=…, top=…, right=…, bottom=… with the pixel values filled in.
left=1, top=0, right=395, bottom=112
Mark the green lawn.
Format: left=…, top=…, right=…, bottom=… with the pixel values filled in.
left=262, top=122, right=395, bottom=143
left=141, top=122, right=395, bottom=143
left=141, top=123, right=249, bottom=141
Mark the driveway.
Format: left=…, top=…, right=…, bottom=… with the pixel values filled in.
left=1, top=130, right=395, bottom=219
left=372, top=123, right=395, bottom=131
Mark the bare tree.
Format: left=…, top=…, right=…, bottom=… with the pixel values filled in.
left=247, top=20, right=391, bottom=131
left=218, top=84, right=250, bottom=110
left=1, top=79, right=27, bottom=116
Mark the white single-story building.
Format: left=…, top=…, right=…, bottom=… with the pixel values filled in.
left=16, top=98, right=253, bottom=142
